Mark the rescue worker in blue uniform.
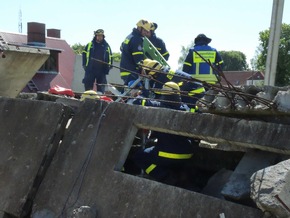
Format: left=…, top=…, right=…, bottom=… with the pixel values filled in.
left=148, top=22, right=170, bottom=61
left=182, top=34, right=223, bottom=85
left=120, top=19, right=152, bottom=85
left=82, top=29, right=112, bottom=93
left=131, top=82, right=195, bottom=182
left=140, top=59, right=206, bottom=112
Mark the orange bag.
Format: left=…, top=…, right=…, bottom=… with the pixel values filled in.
left=100, top=96, right=114, bottom=102
left=48, top=85, right=75, bottom=97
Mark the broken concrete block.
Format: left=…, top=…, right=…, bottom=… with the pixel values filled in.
left=256, top=86, right=281, bottom=101
left=221, top=151, right=279, bottom=203
left=212, top=92, right=232, bottom=110
left=250, top=159, right=290, bottom=218
left=274, top=90, right=290, bottom=113
left=202, top=168, right=233, bottom=199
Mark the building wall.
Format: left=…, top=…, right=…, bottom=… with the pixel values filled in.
left=246, top=79, right=264, bottom=86
left=72, top=55, right=85, bottom=92
left=72, top=55, right=123, bottom=92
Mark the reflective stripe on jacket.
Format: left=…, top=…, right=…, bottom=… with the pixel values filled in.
left=82, top=40, right=112, bottom=68
left=158, top=151, right=193, bottom=159
left=183, top=45, right=223, bottom=83
left=120, top=28, right=144, bottom=78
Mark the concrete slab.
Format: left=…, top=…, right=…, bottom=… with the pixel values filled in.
left=33, top=101, right=263, bottom=217
left=0, top=44, right=49, bottom=98
left=251, top=159, right=290, bottom=217
left=221, top=151, right=279, bottom=202
left=133, top=108, right=290, bottom=155
left=0, top=97, right=72, bottom=217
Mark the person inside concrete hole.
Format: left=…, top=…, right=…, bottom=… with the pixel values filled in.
left=131, top=82, right=199, bottom=183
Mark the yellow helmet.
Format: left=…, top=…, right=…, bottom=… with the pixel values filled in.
left=80, top=90, right=100, bottom=101
left=160, top=82, right=180, bottom=95
left=141, top=59, right=162, bottom=75
left=136, top=19, right=152, bottom=32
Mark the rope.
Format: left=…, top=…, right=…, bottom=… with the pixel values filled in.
left=59, top=101, right=110, bottom=217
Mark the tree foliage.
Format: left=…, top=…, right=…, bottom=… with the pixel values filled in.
left=71, top=43, right=85, bottom=55
left=178, top=42, right=248, bottom=71
left=112, top=52, right=121, bottom=62
left=219, top=50, right=248, bottom=71
left=71, top=43, right=121, bottom=62
left=178, top=42, right=194, bottom=69
left=255, top=23, right=290, bottom=86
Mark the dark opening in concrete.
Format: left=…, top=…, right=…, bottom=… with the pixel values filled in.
left=120, top=128, right=250, bottom=206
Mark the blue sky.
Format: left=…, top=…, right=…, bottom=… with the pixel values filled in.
left=1, top=0, right=289, bottom=70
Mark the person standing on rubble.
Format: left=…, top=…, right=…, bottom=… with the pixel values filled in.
left=82, top=29, right=113, bottom=93
left=131, top=81, right=197, bottom=183
left=140, top=59, right=205, bottom=113
left=182, top=34, right=223, bottom=86
left=119, top=19, right=152, bottom=85
left=148, top=22, right=170, bottom=61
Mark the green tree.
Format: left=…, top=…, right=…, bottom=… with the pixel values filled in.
left=178, top=43, right=248, bottom=71
left=255, top=23, right=290, bottom=86
left=178, top=42, right=193, bottom=69
left=112, top=52, right=121, bottom=62
left=219, top=50, right=248, bottom=71
left=71, top=43, right=85, bottom=55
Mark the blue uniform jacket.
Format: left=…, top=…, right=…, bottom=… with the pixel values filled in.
left=120, top=28, right=144, bottom=82
left=149, top=33, right=170, bottom=61
left=182, top=44, right=223, bottom=83
left=82, top=39, right=112, bottom=75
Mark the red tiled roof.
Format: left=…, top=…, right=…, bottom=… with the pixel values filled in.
left=221, top=71, right=264, bottom=86
left=247, top=71, right=264, bottom=80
